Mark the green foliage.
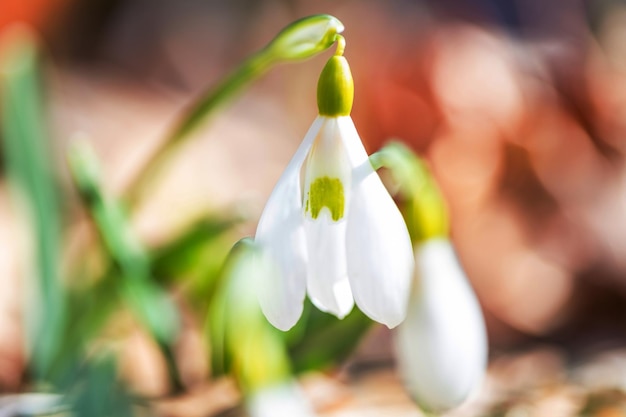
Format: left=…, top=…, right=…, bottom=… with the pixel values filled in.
left=286, top=301, right=373, bottom=373
left=0, top=26, right=66, bottom=382
left=66, top=356, right=135, bottom=417
left=151, top=214, right=240, bottom=311
left=68, top=143, right=180, bottom=346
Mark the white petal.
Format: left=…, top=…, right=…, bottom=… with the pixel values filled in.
left=339, top=117, right=414, bottom=328
left=304, top=213, right=354, bottom=318
left=255, top=117, right=324, bottom=331
left=395, top=239, right=487, bottom=412
left=302, top=117, right=354, bottom=318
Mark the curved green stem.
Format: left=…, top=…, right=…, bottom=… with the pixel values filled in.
left=370, top=142, right=449, bottom=244
left=334, top=35, right=346, bottom=56
left=124, top=51, right=275, bottom=209
left=123, top=14, right=345, bottom=211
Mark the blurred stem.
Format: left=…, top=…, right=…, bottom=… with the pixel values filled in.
left=150, top=213, right=241, bottom=302
left=0, top=26, right=66, bottom=381
left=370, top=142, right=449, bottom=244
left=68, top=142, right=184, bottom=393
left=124, top=51, right=274, bottom=210
left=124, top=14, right=345, bottom=210
left=167, top=52, right=273, bottom=146
left=56, top=275, right=120, bottom=365
left=158, top=340, right=184, bottom=395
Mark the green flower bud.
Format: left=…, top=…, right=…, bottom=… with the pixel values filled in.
left=266, top=14, right=344, bottom=62
left=317, top=53, right=354, bottom=117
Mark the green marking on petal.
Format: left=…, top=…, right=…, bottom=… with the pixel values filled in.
left=306, top=176, right=345, bottom=221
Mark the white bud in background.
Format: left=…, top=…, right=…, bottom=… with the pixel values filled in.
left=395, top=239, right=487, bottom=413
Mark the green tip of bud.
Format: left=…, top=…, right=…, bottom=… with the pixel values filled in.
left=267, top=14, right=344, bottom=62
left=317, top=55, right=354, bottom=117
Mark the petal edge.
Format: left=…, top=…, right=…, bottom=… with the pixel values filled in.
left=340, top=117, right=414, bottom=328
left=254, top=117, right=324, bottom=330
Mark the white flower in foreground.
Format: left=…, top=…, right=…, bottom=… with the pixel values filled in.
left=247, top=382, right=316, bottom=417
left=395, top=239, right=487, bottom=413
left=255, top=45, right=414, bottom=331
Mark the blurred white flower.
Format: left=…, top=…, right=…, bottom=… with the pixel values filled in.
left=254, top=52, right=414, bottom=331
left=395, top=238, right=487, bottom=412
left=247, top=382, right=316, bottom=417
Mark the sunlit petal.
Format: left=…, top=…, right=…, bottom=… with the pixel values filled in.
left=302, top=117, right=354, bottom=317
left=339, top=117, right=414, bottom=328
left=255, top=117, right=324, bottom=331
left=345, top=177, right=414, bottom=327
left=396, top=239, right=487, bottom=412
left=304, top=215, right=354, bottom=318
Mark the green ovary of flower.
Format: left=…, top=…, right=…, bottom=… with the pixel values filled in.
left=305, top=176, right=345, bottom=221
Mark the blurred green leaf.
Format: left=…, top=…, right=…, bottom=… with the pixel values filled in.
left=286, top=301, right=373, bottom=373
left=68, top=143, right=150, bottom=279
left=68, top=142, right=179, bottom=344
left=151, top=214, right=240, bottom=312
left=0, top=25, right=66, bottom=381
left=67, top=356, right=134, bottom=417
left=122, top=278, right=179, bottom=346
left=152, top=215, right=239, bottom=277
left=68, top=142, right=184, bottom=392
left=46, top=274, right=122, bottom=382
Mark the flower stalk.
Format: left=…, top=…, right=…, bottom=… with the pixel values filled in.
left=369, top=142, right=448, bottom=244
left=125, top=14, right=345, bottom=210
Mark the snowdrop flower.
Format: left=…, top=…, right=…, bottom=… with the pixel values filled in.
left=255, top=39, right=414, bottom=331
left=395, top=239, right=487, bottom=412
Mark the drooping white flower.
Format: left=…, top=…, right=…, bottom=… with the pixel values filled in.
left=255, top=45, right=414, bottom=331
left=395, top=238, right=487, bottom=412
